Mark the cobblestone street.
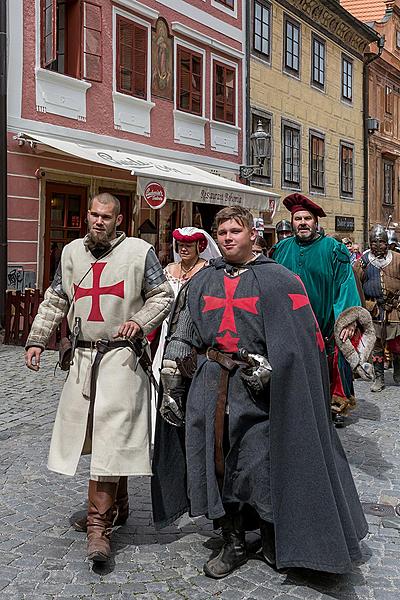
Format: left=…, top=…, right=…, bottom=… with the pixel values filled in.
left=1, top=343, right=400, bottom=600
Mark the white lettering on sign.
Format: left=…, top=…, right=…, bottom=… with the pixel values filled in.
left=96, top=152, right=192, bottom=175
left=200, top=189, right=243, bottom=205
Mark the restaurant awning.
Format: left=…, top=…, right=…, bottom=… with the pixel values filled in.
left=18, top=133, right=280, bottom=213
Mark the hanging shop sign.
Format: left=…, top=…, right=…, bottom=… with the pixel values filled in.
left=143, top=182, right=167, bottom=209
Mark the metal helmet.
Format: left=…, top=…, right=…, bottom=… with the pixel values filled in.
left=387, top=229, right=398, bottom=245
left=369, top=224, right=388, bottom=244
left=275, top=219, right=293, bottom=234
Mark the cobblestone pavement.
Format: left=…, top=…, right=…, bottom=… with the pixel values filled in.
left=1, top=344, right=400, bottom=600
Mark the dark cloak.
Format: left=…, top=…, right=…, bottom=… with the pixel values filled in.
left=152, top=256, right=367, bottom=574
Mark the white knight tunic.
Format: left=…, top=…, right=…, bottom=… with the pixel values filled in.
left=27, top=233, right=174, bottom=477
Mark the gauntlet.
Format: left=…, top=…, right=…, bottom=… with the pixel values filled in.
left=240, top=353, right=272, bottom=397
left=159, top=360, right=186, bottom=427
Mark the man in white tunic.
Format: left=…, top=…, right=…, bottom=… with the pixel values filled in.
left=25, top=193, right=174, bottom=563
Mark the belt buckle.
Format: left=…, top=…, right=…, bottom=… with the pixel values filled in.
left=206, top=347, right=216, bottom=361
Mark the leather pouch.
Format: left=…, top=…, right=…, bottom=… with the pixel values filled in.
left=59, top=337, right=72, bottom=371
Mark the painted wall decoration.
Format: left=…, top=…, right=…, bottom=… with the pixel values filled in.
left=151, top=18, right=173, bottom=100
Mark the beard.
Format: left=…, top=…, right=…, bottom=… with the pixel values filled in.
left=85, top=229, right=112, bottom=252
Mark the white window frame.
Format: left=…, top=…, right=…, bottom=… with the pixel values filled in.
left=174, top=37, right=206, bottom=117
left=211, top=0, right=237, bottom=20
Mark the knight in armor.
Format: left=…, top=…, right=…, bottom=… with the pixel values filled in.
left=25, top=193, right=174, bottom=563
left=275, top=219, right=293, bottom=242
left=354, top=225, right=400, bottom=391
left=152, top=205, right=367, bottom=578
left=271, top=194, right=361, bottom=426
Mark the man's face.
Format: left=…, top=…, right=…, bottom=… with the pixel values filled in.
left=370, top=237, right=388, bottom=258
left=292, top=210, right=318, bottom=241
left=277, top=231, right=292, bottom=242
left=217, top=218, right=256, bottom=264
left=87, top=198, right=122, bottom=246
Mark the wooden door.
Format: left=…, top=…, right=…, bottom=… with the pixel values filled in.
left=44, top=184, right=87, bottom=288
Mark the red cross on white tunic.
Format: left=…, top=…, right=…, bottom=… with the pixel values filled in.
left=73, top=262, right=125, bottom=322
left=202, top=276, right=259, bottom=352
left=289, top=275, right=325, bottom=352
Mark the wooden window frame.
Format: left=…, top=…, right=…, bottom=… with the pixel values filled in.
left=176, top=45, right=203, bottom=116
left=385, top=85, right=393, bottom=115
left=311, top=34, right=325, bottom=90
left=340, top=142, right=354, bottom=198
left=253, top=0, right=271, bottom=60
left=116, top=15, right=148, bottom=100
left=309, top=131, right=325, bottom=193
left=40, top=0, right=102, bottom=81
left=213, top=60, right=236, bottom=125
left=283, top=16, right=300, bottom=77
left=282, top=121, right=301, bottom=189
left=341, top=55, right=353, bottom=102
left=383, top=159, right=395, bottom=206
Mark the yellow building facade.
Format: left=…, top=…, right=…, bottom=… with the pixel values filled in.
left=248, top=0, right=379, bottom=245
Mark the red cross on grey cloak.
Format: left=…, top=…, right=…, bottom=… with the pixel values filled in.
left=73, top=262, right=125, bottom=322
left=289, top=275, right=325, bottom=352
left=202, top=276, right=259, bottom=352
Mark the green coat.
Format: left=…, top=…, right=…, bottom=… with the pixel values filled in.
left=273, top=235, right=361, bottom=340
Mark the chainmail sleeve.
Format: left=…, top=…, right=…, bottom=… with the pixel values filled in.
left=130, top=248, right=174, bottom=335
left=164, top=300, right=196, bottom=361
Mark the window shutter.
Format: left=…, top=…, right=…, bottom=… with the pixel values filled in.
left=81, top=1, right=102, bottom=82
left=41, top=0, right=57, bottom=67
left=117, top=17, right=147, bottom=99
left=133, top=23, right=147, bottom=99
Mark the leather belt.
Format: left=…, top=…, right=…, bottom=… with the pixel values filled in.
left=204, top=347, right=245, bottom=492
left=81, top=339, right=132, bottom=442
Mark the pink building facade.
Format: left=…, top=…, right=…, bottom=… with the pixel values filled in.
left=7, top=0, right=277, bottom=290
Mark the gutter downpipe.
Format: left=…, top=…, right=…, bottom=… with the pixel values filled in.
left=363, top=38, right=384, bottom=248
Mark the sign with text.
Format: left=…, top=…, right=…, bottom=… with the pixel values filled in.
left=335, top=216, right=354, bottom=232
left=143, top=182, right=167, bottom=209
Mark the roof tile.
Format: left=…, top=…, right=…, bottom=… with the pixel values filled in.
left=340, top=0, right=387, bottom=23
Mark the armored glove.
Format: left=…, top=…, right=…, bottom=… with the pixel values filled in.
left=159, top=360, right=186, bottom=427
left=239, top=352, right=272, bottom=398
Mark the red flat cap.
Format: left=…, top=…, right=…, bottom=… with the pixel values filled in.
left=283, top=193, right=326, bottom=218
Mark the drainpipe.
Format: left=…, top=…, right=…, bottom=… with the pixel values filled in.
left=363, top=36, right=384, bottom=248
left=244, top=0, right=251, bottom=175
left=0, top=0, right=7, bottom=328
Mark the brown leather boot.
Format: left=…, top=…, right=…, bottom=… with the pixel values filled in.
left=73, top=476, right=129, bottom=532
left=86, top=480, right=118, bottom=562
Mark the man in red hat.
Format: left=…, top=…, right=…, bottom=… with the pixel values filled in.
left=271, top=193, right=361, bottom=426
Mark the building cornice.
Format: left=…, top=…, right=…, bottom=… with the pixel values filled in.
left=275, top=0, right=380, bottom=58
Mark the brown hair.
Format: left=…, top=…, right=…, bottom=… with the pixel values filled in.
left=214, top=205, right=254, bottom=230
left=88, top=192, right=121, bottom=215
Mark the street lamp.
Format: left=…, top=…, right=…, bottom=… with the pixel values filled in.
left=239, top=121, right=270, bottom=179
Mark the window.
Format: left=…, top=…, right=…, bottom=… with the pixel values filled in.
left=116, top=16, right=147, bottom=99
left=385, top=85, right=393, bottom=115
left=251, top=113, right=272, bottom=183
left=253, top=1, right=271, bottom=59
left=215, top=0, right=234, bottom=8
left=312, top=35, right=325, bottom=88
left=40, top=0, right=102, bottom=82
left=284, top=17, right=300, bottom=75
left=282, top=122, right=301, bottom=188
left=383, top=160, right=394, bottom=205
left=177, top=46, right=202, bottom=115
left=342, top=55, right=353, bottom=101
left=340, top=143, right=354, bottom=197
left=310, top=133, right=325, bottom=192
left=213, top=62, right=236, bottom=124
